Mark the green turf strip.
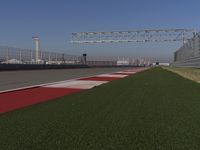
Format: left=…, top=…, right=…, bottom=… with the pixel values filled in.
left=1, top=67, right=200, bottom=150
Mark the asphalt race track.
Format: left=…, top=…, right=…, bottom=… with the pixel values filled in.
left=0, top=67, right=134, bottom=91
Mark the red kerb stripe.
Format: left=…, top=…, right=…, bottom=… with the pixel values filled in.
left=0, top=87, right=81, bottom=114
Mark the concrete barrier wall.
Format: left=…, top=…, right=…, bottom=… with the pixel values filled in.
left=0, top=64, right=142, bottom=71
left=0, top=64, right=89, bottom=71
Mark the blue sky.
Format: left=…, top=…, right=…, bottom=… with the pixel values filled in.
left=0, top=0, right=199, bottom=60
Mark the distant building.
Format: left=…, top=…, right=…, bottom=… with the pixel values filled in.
left=117, top=60, right=129, bottom=66
left=153, top=62, right=170, bottom=66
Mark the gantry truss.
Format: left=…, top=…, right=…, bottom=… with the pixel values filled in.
left=71, top=29, right=196, bottom=44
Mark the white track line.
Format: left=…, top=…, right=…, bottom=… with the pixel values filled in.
left=0, top=83, right=48, bottom=94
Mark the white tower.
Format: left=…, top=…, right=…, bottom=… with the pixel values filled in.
left=32, top=36, right=40, bottom=62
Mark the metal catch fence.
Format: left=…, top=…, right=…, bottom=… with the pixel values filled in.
left=0, top=46, right=83, bottom=65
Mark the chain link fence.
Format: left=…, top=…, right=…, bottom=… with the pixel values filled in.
left=0, top=46, right=84, bottom=65
left=173, top=33, right=200, bottom=67
left=0, top=46, right=165, bottom=66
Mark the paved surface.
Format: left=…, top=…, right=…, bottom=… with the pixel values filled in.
left=0, top=67, right=134, bottom=91
left=0, top=68, right=145, bottom=114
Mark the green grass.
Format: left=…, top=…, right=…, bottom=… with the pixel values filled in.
left=164, top=67, right=200, bottom=82
left=1, top=67, right=200, bottom=149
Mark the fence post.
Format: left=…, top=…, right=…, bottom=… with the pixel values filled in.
left=48, top=52, right=51, bottom=63
left=56, top=53, right=58, bottom=64
left=19, top=49, right=22, bottom=62
left=6, top=47, right=9, bottom=64
left=40, top=51, right=42, bottom=62
left=30, top=50, right=33, bottom=64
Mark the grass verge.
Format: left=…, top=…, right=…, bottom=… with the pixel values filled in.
left=1, top=67, right=200, bottom=149
left=164, top=67, right=200, bottom=83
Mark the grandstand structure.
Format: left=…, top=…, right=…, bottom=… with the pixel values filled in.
left=173, top=33, right=200, bottom=67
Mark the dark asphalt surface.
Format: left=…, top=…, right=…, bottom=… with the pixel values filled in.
left=0, top=67, right=134, bottom=91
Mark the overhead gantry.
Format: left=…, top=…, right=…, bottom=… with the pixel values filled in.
left=71, top=29, right=196, bottom=44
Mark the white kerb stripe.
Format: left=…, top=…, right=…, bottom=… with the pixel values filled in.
left=116, top=71, right=136, bottom=74
left=96, top=74, right=128, bottom=78
left=44, top=80, right=108, bottom=89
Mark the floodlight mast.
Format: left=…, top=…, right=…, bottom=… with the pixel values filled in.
left=71, top=29, right=196, bottom=44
